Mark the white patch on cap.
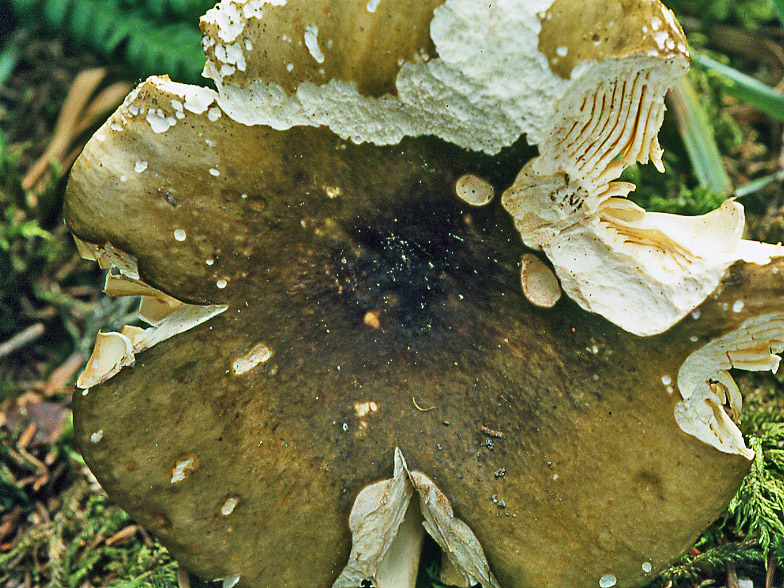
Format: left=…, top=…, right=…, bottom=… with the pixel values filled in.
left=174, top=229, right=187, bottom=241
left=90, top=430, right=104, bottom=443
left=642, top=562, right=652, bottom=573
left=366, top=0, right=381, bottom=12
left=171, top=457, right=196, bottom=483
left=135, top=160, right=148, bottom=173
left=146, top=109, right=176, bottom=133
left=203, top=0, right=573, bottom=154
left=304, top=24, right=325, bottom=64
left=354, top=401, right=379, bottom=418
left=232, top=342, right=273, bottom=375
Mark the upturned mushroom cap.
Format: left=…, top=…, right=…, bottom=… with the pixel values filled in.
left=65, top=1, right=784, bottom=588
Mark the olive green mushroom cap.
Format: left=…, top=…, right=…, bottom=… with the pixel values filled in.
left=65, top=1, right=784, bottom=588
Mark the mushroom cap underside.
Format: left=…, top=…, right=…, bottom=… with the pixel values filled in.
left=65, top=78, right=784, bottom=588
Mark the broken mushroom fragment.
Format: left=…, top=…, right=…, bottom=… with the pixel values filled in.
left=519, top=253, right=561, bottom=309
left=65, top=1, right=784, bottom=588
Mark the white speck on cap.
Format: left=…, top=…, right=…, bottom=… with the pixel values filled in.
left=208, top=106, right=222, bottom=121
left=216, top=278, right=228, bottom=289
left=135, top=160, right=148, bottom=173
left=220, top=497, right=239, bottom=516
left=354, top=401, right=379, bottom=418
left=210, top=168, right=221, bottom=176
left=599, top=575, right=617, bottom=588
left=222, top=574, right=241, bottom=588
left=366, top=0, right=381, bottom=12
left=733, top=300, right=745, bottom=313
left=90, top=430, right=103, bottom=443
left=662, top=375, right=672, bottom=386
left=455, top=174, right=494, bottom=206
left=174, top=229, right=187, bottom=242
left=642, top=562, right=652, bottom=573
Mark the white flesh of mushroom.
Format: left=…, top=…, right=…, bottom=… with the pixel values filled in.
left=675, top=313, right=784, bottom=458
left=333, top=448, right=500, bottom=588
left=75, top=239, right=227, bottom=389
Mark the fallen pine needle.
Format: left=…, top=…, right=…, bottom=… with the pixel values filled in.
left=0, top=323, right=45, bottom=359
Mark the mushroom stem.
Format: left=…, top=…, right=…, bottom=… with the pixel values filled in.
left=375, top=496, right=425, bottom=588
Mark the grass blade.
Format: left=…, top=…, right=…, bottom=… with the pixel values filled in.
left=692, top=52, right=784, bottom=123
left=667, top=76, right=733, bottom=194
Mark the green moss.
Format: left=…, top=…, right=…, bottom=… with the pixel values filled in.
left=666, top=0, right=777, bottom=29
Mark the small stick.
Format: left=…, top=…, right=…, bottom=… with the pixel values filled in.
left=0, top=323, right=45, bottom=359
left=726, top=563, right=740, bottom=588
left=766, top=553, right=776, bottom=588
left=412, top=396, right=436, bottom=412
left=177, top=565, right=192, bottom=588
left=481, top=426, right=505, bottom=439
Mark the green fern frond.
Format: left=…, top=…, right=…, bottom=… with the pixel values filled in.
left=120, top=0, right=217, bottom=21
left=657, top=542, right=764, bottom=582
left=728, top=437, right=784, bottom=558
left=4, top=0, right=211, bottom=83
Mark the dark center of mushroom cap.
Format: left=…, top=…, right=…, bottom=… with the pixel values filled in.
left=284, top=134, right=538, bottom=350
left=332, top=194, right=499, bottom=333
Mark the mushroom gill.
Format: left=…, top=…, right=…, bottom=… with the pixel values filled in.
left=64, top=1, right=784, bottom=588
